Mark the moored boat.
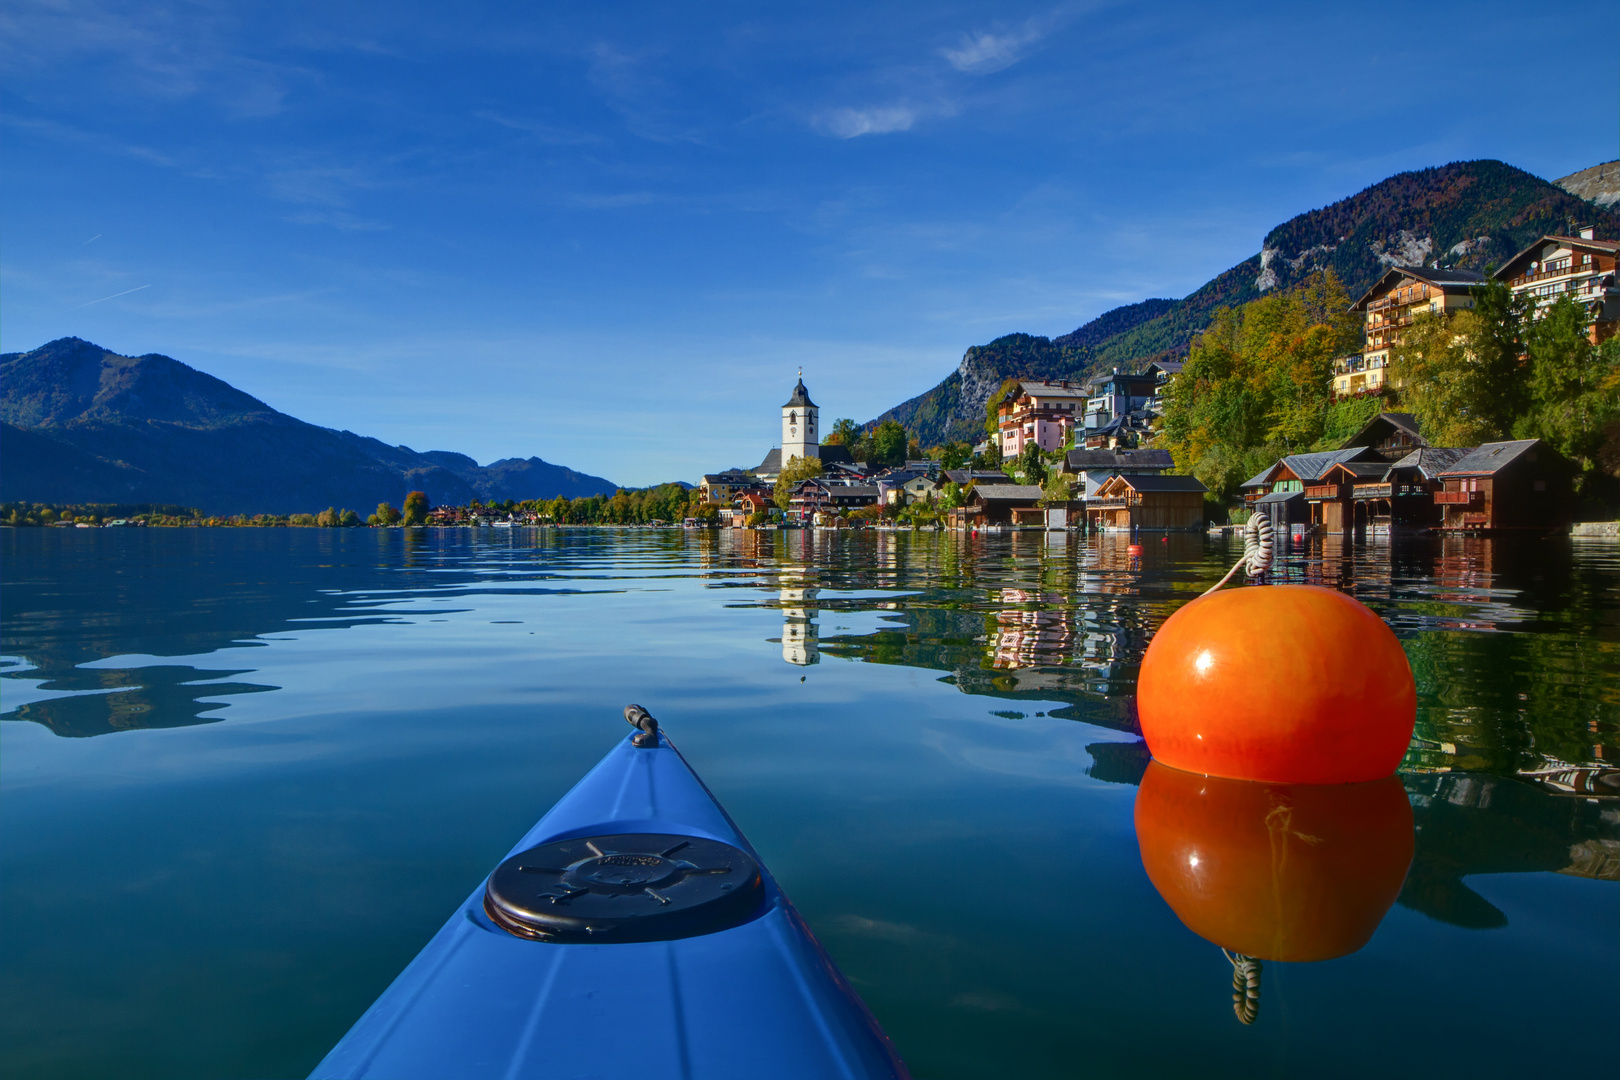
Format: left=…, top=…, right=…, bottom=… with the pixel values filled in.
left=311, top=706, right=907, bottom=1080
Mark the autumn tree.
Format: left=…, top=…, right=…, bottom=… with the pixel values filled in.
left=773, top=455, right=824, bottom=509
left=374, top=502, right=402, bottom=526
left=1389, top=309, right=1504, bottom=447
left=401, top=491, right=430, bottom=527
left=1160, top=271, right=1358, bottom=499
left=824, top=418, right=861, bottom=446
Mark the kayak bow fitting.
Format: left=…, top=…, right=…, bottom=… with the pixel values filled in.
left=624, top=703, right=659, bottom=747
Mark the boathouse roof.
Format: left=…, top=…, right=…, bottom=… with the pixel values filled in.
left=1438, top=440, right=1544, bottom=477
left=1387, top=447, right=1471, bottom=478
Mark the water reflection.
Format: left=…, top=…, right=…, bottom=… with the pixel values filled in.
left=1, top=526, right=1615, bottom=1079
left=1400, top=772, right=1620, bottom=927
left=1134, top=762, right=1414, bottom=1024
left=778, top=568, right=820, bottom=666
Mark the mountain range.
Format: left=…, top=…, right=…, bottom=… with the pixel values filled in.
left=872, top=159, right=1620, bottom=447
left=1, top=338, right=618, bottom=514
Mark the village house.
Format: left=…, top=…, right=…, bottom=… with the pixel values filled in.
left=996, top=380, right=1090, bottom=458
left=943, top=468, right=1011, bottom=487
left=1338, top=411, right=1428, bottom=462
left=701, top=469, right=766, bottom=505
left=788, top=480, right=879, bottom=520
left=1065, top=447, right=1175, bottom=499
left=1145, top=359, right=1183, bottom=415
left=1340, top=267, right=1485, bottom=397
left=1084, top=369, right=1159, bottom=430
left=1375, top=446, right=1472, bottom=527
left=1086, top=474, right=1208, bottom=531
left=1492, top=228, right=1620, bottom=343
left=1304, top=460, right=1393, bottom=531
left=901, top=474, right=940, bottom=502
left=1241, top=446, right=1382, bottom=529
left=1434, top=439, right=1572, bottom=530
left=874, top=470, right=942, bottom=506
left=954, top=483, right=1046, bottom=528
left=721, top=489, right=769, bottom=527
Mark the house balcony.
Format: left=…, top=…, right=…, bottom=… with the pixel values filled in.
left=1086, top=497, right=1139, bottom=509
left=1434, top=490, right=1484, bottom=506
left=1368, top=290, right=1430, bottom=312
left=1510, top=263, right=1599, bottom=287
left=1303, top=484, right=1345, bottom=500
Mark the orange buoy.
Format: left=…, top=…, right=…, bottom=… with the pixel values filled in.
left=1127, top=544, right=1144, bottom=557
left=1134, top=761, right=1412, bottom=961
left=1137, top=584, right=1414, bottom=783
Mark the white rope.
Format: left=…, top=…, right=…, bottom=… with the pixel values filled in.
left=1203, top=510, right=1275, bottom=596
left=1222, top=948, right=1262, bottom=1025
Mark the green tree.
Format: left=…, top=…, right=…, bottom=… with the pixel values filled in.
left=316, top=506, right=339, bottom=527
left=338, top=508, right=361, bottom=527
left=824, top=418, right=860, bottom=446
left=984, top=378, right=1020, bottom=438
left=869, top=419, right=909, bottom=468
left=1017, top=441, right=1047, bottom=484
left=1516, top=295, right=1620, bottom=477
left=402, top=491, right=430, bottom=527
left=374, top=502, right=402, bottom=526
left=773, top=455, right=825, bottom=509
left=939, top=441, right=972, bottom=469
left=1468, top=277, right=1532, bottom=437
left=1161, top=271, right=1359, bottom=500
left=1390, top=309, right=1499, bottom=447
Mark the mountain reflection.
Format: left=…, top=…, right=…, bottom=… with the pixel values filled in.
left=4, top=525, right=1613, bottom=941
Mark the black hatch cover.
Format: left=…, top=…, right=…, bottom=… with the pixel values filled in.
left=484, top=833, right=765, bottom=943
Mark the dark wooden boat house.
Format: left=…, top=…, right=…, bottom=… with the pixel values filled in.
left=1086, top=474, right=1208, bottom=531
left=958, top=483, right=1046, bottom=527
left=1434, top=440, right=1572, bottom=530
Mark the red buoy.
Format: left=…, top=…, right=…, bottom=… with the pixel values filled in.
left=1137, top=585, right=1415, bottom=784
left=1127, top=544, right=1144, bottom=557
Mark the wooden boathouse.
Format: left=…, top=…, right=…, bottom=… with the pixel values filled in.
left=1434, top=440, right=1572, bottom=530
left=1087, top=474, right=1208, bottom=531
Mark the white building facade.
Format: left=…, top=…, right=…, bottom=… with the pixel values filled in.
left=782, top=377, right=820, bottom=466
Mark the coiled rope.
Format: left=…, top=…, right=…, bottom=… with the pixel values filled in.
left=1221, top=949, right=1262, bottom=1024
left=1203, top=510, right=1275, bottom=596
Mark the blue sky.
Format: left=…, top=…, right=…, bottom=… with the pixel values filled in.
left=3, top=1, right=1614, bottom=485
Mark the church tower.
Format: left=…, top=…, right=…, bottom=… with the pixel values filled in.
left=781, top=374, right=819, bottom=466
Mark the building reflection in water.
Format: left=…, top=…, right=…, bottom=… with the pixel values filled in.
left=778, top=565, right=819, bottom=666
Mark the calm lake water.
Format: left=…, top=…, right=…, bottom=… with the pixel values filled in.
left=2, top=526, right=1616, bottom=1079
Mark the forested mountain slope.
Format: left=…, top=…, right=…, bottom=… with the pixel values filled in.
left=875, top=159, right=1620, bottom=447
left=1, top=338, right=617, bottom=514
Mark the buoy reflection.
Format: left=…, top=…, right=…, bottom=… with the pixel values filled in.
left=1135, top=761, right=1414, bottom=1023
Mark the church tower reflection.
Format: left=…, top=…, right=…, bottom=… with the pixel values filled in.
left=779, top=569, right=820, bottom=666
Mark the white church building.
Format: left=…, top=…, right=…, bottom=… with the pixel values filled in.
left=752, top=375, right=857, bottom=480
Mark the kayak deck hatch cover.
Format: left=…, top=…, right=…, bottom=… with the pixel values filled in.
left=311, top=707, right=907, bottom=1080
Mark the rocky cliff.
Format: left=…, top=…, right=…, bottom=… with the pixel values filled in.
left=875, top=159, right=1620, bottom=447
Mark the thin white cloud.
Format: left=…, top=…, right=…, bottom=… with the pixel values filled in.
left=75, top=284, right=150, bottom=308
left=940, top=21, right=1047, bottom=74
left=815, top=106, right=918, bottom=139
